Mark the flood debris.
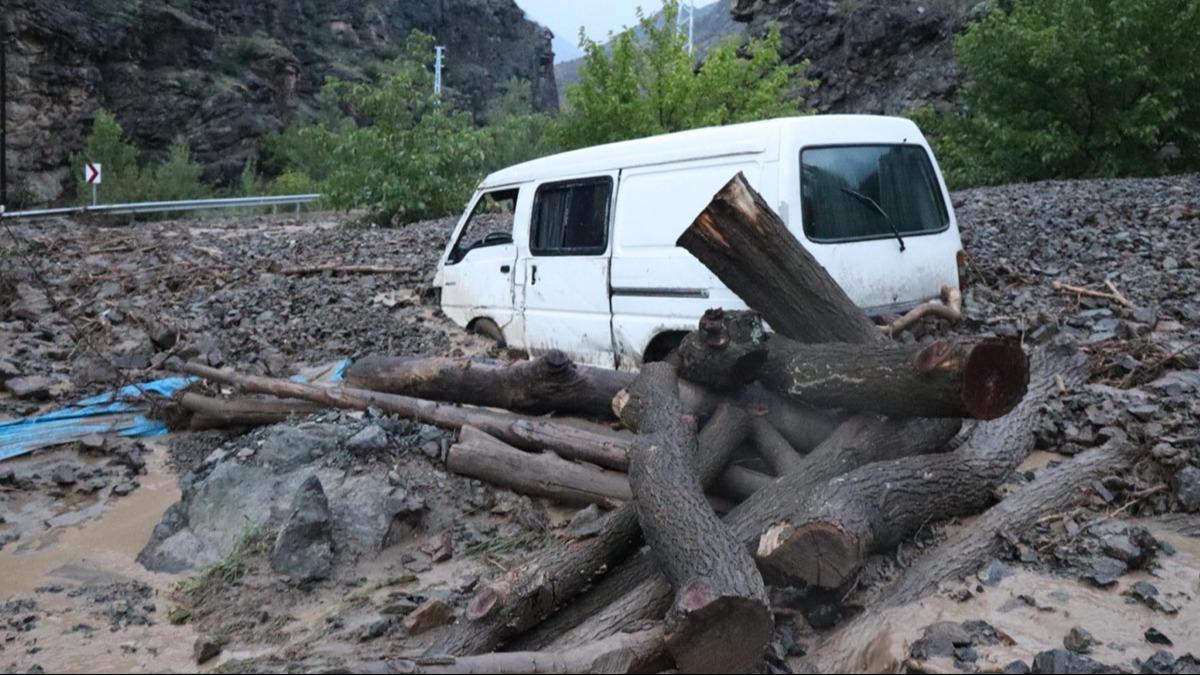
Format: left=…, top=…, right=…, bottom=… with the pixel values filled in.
left=1, top=175, right=1198, bottom=672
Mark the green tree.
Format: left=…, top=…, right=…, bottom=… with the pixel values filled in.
left=149, top=136, right=211, bottom=201
left=556, top=0, right=813, bottom=149
left=481, top=78, right=561, bottom=173
left=918, top=0, right=1200, bottom=187
left=72, top=109, right=145, bottom=204
left=273, top=32, right=488, bottom=223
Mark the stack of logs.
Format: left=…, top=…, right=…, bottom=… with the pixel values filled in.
left=171, top=174, right=1130, bottom=674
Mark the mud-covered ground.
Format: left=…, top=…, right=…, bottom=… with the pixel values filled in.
left=1, top=175, right=1198, bottom=674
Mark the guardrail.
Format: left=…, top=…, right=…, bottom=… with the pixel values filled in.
left=0, top=193, right=322, bottom=220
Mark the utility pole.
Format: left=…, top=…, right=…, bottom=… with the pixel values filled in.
left=677, top=1, right=696, bottom=56
left=433, top=45, right=445, bottom=97
left=1, top=17, right=9, bottom=211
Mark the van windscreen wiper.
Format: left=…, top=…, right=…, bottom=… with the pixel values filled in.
left=840, top=187, right=906, bottom=252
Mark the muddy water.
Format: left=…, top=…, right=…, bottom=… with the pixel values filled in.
left=804, top=525, right=1200, bottom=673
left=0, top=440, right=200, bottom=673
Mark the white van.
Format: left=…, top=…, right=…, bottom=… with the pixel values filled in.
left=435, top=115, right=964, bottom=370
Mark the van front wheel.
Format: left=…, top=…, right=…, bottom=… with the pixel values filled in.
left=468, top=318, right=507, bottom=348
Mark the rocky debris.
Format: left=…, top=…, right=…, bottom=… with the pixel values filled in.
left=909, top=620, right=1003, bottom=667
left=1176, top=466, right=1200, bottom=512
left=347, top=424, right=390, bottom=455
left=401, top=598, right=455, bottom=636
left=1144, top=628, right=1174, bottom=646
left=4, top=375, right=50, bottom=400
left=1064, top=626, right=1098, bottom=654
left=65, top=581, right=156, bottom=630
left=1030, top=648, right=1117, bottom=674
left=1128, top=581, right=1181, bottom=615
left=270, top=475, right=334, bottom=582
left=194, top=636, right=223, bottom=664
left=1081, top=556, right=1128, bottom=587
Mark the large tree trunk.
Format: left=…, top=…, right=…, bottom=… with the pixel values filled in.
left=427, top=404, right=752, bottom=658
left=344, top=351, right=630, bottom=418
left=447, top=427, right=632, bottom=507
left=753, top=343, right=1084, bottom=588
left=622, top=363, right=771, bottom=673
left=675, top=309, right=769, bottom=391
left=677, top=172, right=882, bottom=344
left=353, top=626, right=665, bottom=674
left=761, top=335, right=1030, bottom=420
left=522, top=415, right=962, bottom=652
left=750, top=414, right=804, bottom=475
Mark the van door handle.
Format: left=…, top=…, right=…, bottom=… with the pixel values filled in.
left=500, top=265, right=510, bottom=273
left=531, top=265, right=538, bottom=285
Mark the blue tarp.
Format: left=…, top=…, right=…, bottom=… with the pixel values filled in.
left=0, top=377, right=196, bottom=462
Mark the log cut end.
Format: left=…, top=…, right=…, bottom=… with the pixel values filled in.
left=666, top=580, right=773, bottom=674
left=957, top=339, right=1030, bottom=420
left=756, top=521, right=861, bottom=589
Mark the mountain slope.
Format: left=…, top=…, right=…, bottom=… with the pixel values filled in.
left=5, top=0, right=557, bottom=200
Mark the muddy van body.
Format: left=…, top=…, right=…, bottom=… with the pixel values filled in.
left=435, top=115, right=964, bottom=370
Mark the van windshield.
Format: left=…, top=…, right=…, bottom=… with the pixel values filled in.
left=800, top=145, right=949, bottom=243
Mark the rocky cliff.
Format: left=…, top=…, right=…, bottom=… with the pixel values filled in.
left=4, top=0, right=556, bottom=201
left=732, top=0, right=988, bottom=115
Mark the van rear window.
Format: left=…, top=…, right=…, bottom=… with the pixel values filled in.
left=531, top=178, right=612, bottom=256
left=800, top=145, right=949, bottom=243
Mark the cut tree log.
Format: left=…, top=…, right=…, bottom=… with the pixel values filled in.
left=677, top=172, right=882, bottom=344
left=622, top=363, right=771, bottom=673
left=447, top=426, right=632, bottom=507
left=345, top=351, right=630, bottom=418
left=427, top=404, right=753, bottom=658
left=760, top=335, right=1030, bottom=420
left=754, top=341, right=1085, bottom=588
left=165, top=392, right=325, bottom=430
left=749, top=413, right=803, bottom=475
left=354, top=626, right=665, bottom=674
left=521, top=414, right=963, bottom=652
left=343, top=352, right=838, bottom=450
left=675, top=309, right=769, bottom=391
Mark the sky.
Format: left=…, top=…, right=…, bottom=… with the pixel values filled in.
left=516, top=0, right=718, bottom=63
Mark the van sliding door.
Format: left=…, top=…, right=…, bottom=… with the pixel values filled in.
left=520, top=172, right=618, bottom=368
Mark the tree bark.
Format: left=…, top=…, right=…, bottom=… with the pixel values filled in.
left=760, top=335, right=1030, bottom=420
left=676, top=309, right=769, bottom=391
left=677, top=172, right=882, bottom=344
left=754, top=342, right=1086, bottom=588
left=623, top=363, right=771, bottom=674
left=524, top=415, right=962, bottom=652
left=165, top=392, right=325, bottom=430
left=447, top=426, right=632, bottom=507
left=345, top=351, right=630, bottom=418
left=427, top=404, right=752, bottom=658
left=750, top=414, right=804, bottom=475
left=354, top=626, right=665, bottom=674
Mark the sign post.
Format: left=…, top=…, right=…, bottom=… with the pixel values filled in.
left=84, top=161, right=102, bottom=206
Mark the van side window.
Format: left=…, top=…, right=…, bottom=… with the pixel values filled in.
left=447, top=188, right=519, bottom=264
left=530, top=177, right=612, bottom=256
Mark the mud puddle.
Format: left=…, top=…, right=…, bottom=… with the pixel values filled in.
left=803, top=523, right=1200, bottom=673
left=0, top=440, right=199, bottom=673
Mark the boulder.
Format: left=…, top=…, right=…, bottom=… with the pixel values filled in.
left=270, top=475, right=333, bottom=582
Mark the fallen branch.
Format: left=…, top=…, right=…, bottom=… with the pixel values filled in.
left=270, top=263, right=410, bottom=276
left=1053, top=280, right=1133, bottom=307
left=878, top=285, right=963, bottom=335
left=166, top=392, right=324, bottom=430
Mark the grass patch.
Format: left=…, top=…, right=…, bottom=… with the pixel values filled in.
left=466, top=531, right=554, bottom=559
left=175, top=526, right=274, bottom=606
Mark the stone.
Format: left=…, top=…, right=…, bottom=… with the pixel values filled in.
left=193, top=636, right=222, bottom=664
left=402, top=598, right=455, bottom=635
left=51, top=465, right=77, bottom=486
left=1139, top=651, right=1176, bottom=675
left=1031, top=649, right=1111, bottom=674
left=112, top=482, right=138, bottom=496
left=1003, top=661, right=1032, bottom=674
left=1129, top=581, right=1179, bottom=614
left=358, top=617, right=396, bottom=641
left=5, top=376, right=51, bottom=400
left=1144, top=628, right=1172, bottom=646
left=1176, top=466, right=1200, bottom=513
left=270, top=475, right=334, bottom=582
left=977, top=558, right=1010, bottom=586
left=347, top=424, right=390, bottom=454
left=1064, top=626, right=1098, bottom=654
left=1081, top=556, right=1127, bottom=587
